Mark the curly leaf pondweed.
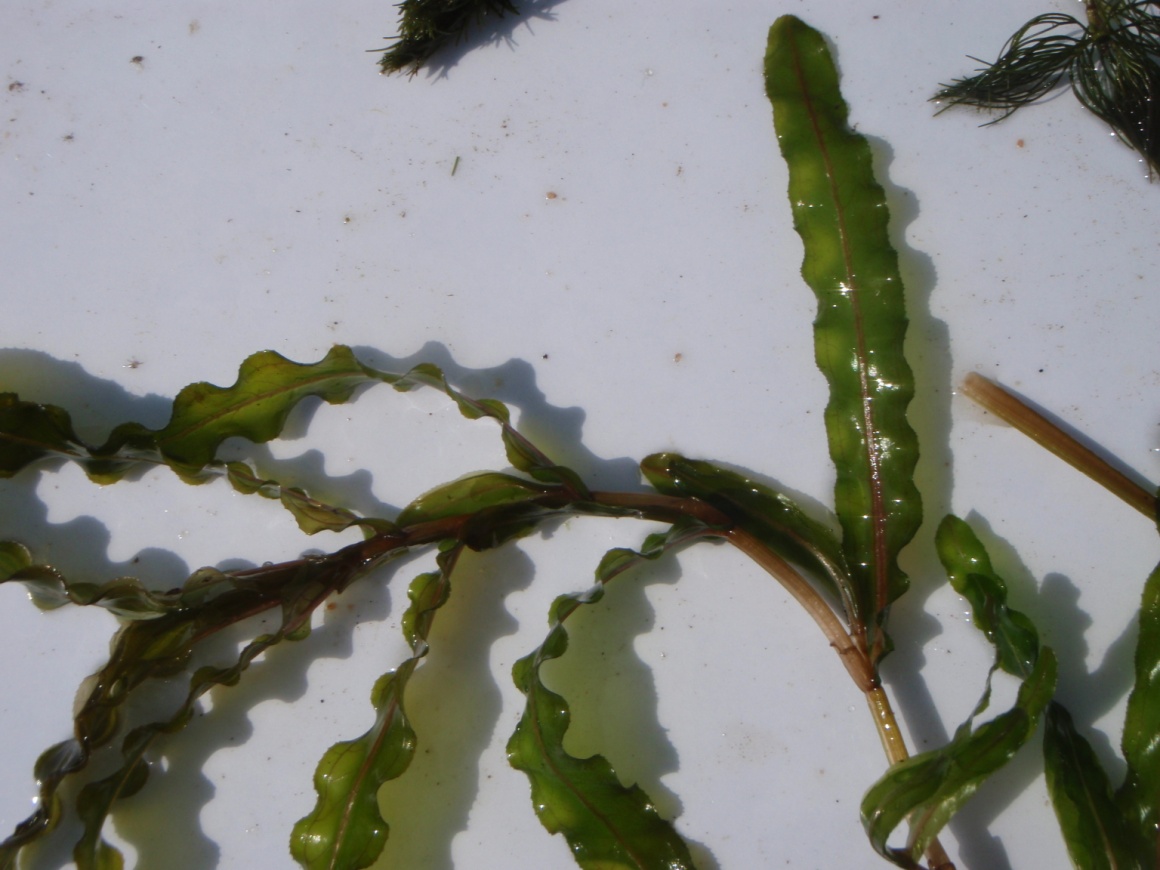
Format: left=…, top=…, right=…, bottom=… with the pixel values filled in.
left=1, top=15, right=1157, bottom=870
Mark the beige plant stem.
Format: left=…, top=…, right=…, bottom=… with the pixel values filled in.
left=962, top=373, right=1158, bottom=520
left=725, top=527, right=876, bottom=691
left=726, top=528, right=955, bottom=870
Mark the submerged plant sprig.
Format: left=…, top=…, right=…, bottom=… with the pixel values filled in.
left=376, top=0, right=520, bottom=75
left=935, top=0, right=1160, bottom=175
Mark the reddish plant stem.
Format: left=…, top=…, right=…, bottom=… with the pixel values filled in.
left=229, top=484, right=960, bottom=867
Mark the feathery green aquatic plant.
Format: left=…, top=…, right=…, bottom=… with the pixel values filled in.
left=935, top=0, right=1160, bottom=176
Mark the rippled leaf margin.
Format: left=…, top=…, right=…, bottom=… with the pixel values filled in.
left=0, top=346, right=587, bottom=536
left=0, top=346, right=605, bottom=867
left=1043, top=701, right=1141, bottom=869
left=860, top=515, right=1058, bottom=867
left=934, top=515, right=1040, bottom=680
left=641, top=452, right=850, bottom=621
left=506, top=521, right=710, bottom=869
left=0, top=550, right=375, bottom=870
left=1116, top=557, right=1160, bottom=863
left=291, top=544, right=460, bottom=870
left=764, top=16, right=921, bottom=667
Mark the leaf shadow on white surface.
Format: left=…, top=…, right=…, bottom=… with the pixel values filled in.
left=0, top=349, right=193, bottom=583
left=354, top=342, right=645, bottom=491
left=374, top=544, right=534, bottom=869
left=0, top=344, right=701, bottom=866
left=1040, top=572, right=1138, bottom=780
left=935, top=514, right=1141, bottom=870
left=538, top=549, right=722, bottom=870
left=104, top=565, right=404, bottom=870
left=0, top=349, right=173, bottom=438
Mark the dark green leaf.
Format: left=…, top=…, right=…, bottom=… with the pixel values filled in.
left=291, top=553, right=455, bottom=870
left=0, top=550, right=380, bottom=866
left=225, top=462, right=394, bottom=537
left=133, top=346, right=389, bottom=472
left=641, top=452, right=849, bottom=616
left=0, top=540, right=33, bottom=580
left=1044, top=701, right=1141, bottom=869
left=507, top=525, right=698, bottom=870
left=764, top=16, right=921, bottom=665
left=863, top=515, right=1056, bottom=865
left=0, top=393, right=87, bottom=476
left=934, top=515, right=1040, bottom=679
left=73, top=750, right=150, bottom=870
left=0, top=347, right=391, bottom=483
left=0, top=544, right=190, bottom=618
left=396, top=471, right=553, bottom=527
left=861, top=648, right=1057, bottom=866
left=934, top=2, right=1160, bottom=175
left=1117, top=559, right=1160, bottom=858
left=66, top=555, right=362, bottom=870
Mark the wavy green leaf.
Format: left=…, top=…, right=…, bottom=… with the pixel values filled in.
left=1117, top=559, right=1160, bottom=859
left=396, top=471, right=553, bottom=527
left=0, top=392, right=88, bottom=475
left=66, top=552, right=370, bottom=870
left=598, top=519, right=712, bottom=578
left=224, top=462, right=395, bottom=537
left=1043, top=701, right=1141, bottom=869
left=1, top=349, right=587, bottom=532
left=506, top=525, right=698, bottom=870
left=0, top=547, right=389, bottom=868
left=864, top=514, right=1057, bottom=866
left=393, top=362, right=590, bottom=496
left=861, top=648, right=1057, bottom=867
left=0, top=542, right=194, bottom=618
left=641, top=452, right=849, bottom=615
left=764, top=16, right=921, bottom=666
left=934, top=515, right=1040, bottom=679
left=0, top=540, right=32, bottom=581
left=0, top=347, right=391, bottom=484
left=73, top=734, right=152, bottom=870
left=291, top=545, right=458, bottom=870
left=133, top=346, right=389, bottom=471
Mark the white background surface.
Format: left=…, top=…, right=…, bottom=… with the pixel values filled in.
left=1, top=1, right=1157, bottom=867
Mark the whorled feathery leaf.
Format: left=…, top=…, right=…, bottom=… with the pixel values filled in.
left=934, top=1, right=1160, bottom=176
